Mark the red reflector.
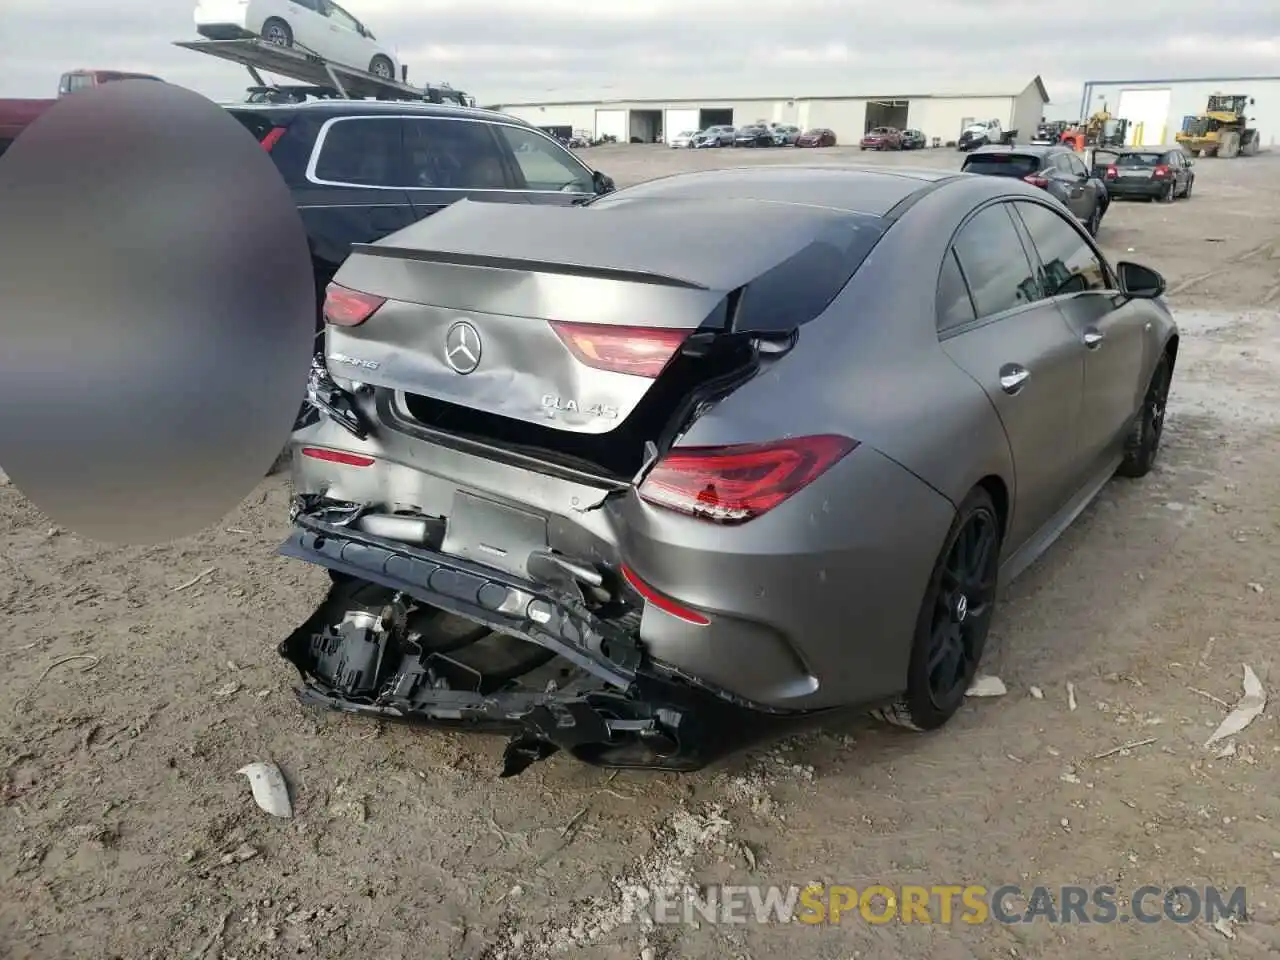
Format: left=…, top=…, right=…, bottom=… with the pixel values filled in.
left=301, top=447, right=375, bottom=467
left=621, top=565, right=710, bottom=626
left=324, top=282, right=385, bottom=327
left=1023, top=174, right=1049, bottom=188
left=260, top=126, right=286, bottom=151
left=638, top=434, right=857, bottom=523
left=1105, top=164, right=1118, bottom=179
left=549, top=321, right=689, bottom=378
left=1154, top=164, right=1169, bottom=178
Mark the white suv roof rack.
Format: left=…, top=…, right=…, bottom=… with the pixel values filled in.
left=175, top=38, right=474, bottom=106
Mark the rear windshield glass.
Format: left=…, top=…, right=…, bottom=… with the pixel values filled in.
left=1117, top=153, right=1164, bottom=166
left=962, top=154, right=1041, bottom=176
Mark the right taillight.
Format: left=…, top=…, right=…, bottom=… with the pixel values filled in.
left=324, top=282, right=386, bottom=327
left=1023, top=174, right=1050, bottom=188
left=549, top=321, right=690, bottom=378
left=638, top=434, right=858, bottom=524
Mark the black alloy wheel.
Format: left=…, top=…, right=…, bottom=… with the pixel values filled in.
left=875, top=487, right=1002, bottom=731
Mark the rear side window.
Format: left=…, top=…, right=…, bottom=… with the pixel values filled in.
left=313, top=117, right=402, bottom=186
left=493, top=123, right=594, bottom=193
left=951, top=204, right=1040, bottom=318
left=962, top=154, right=1040, bottom=177
left=1013, top=201, right=1109, bottom=297
left=403, top=118, right=511, bottom=189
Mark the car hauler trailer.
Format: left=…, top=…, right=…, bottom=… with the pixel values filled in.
left=175, top=37, right=475, bottom=106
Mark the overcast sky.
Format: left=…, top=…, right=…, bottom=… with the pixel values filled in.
left=1, top=0, right=1276, bottom=109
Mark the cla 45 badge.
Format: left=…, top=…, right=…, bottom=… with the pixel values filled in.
left=541, top=394, right=619, bottom=419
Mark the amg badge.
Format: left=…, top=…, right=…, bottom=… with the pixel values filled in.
left=329, top=353, right=380, bottom=371
left=541, top=394, right=619, bottom=420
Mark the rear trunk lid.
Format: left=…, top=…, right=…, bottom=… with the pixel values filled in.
left=326, top=196, right=882, bottom=476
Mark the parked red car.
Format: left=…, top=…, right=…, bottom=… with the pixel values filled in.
left=0, top=99, right=55, bottom=157
left=795, top=127, right=836, bottom=148
left=860, top=126, right=903, bottom=150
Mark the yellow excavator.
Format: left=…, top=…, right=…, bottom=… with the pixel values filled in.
left=1175, top=94, right=1260, bottom=158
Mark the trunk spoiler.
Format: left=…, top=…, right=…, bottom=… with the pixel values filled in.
left=349, top=243, right=711, bottom=290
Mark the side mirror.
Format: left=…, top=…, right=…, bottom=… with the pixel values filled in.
left=1116, top=261, right=1165, bottom=299
left=592, top=170, right=615, bottom=194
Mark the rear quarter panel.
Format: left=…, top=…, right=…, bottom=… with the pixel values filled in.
left=674, top=177, right=1015, bottom=514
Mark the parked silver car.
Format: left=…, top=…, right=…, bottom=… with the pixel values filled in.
left=281, top=167, right=1178, bottom=775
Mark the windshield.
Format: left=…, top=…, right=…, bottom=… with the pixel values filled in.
left=962, top=154, right=1041, bottom=177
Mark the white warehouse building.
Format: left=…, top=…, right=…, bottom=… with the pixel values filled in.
left=491, top=77, right=1049, bottom=147
left=1078, top=74, right=1280, bottom=147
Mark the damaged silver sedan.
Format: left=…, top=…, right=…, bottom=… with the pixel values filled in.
left=279, top=167, right=1178, bottom=775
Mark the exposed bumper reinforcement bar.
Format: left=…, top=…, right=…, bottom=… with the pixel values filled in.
left=277, top=517, right=812, bottom=774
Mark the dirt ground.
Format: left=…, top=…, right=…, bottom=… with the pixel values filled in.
left=2, top=144, right=1278, bottom=960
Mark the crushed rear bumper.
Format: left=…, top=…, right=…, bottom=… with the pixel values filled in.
left=276, top=514, right=818, bottom=774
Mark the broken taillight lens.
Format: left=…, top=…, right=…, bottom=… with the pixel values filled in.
left=301, top=447, right=375, bottom=467
left=549, top=321, right=690, bottom=378
left=324, top=282, right=386, bottom=327
left=1105, top=164, right=1118, bottom=179
left=260, top=126, right=287, bottom=151
left=638, top=434, right=858, bottom=523
left=1153, top=164, right=1170, bottom=178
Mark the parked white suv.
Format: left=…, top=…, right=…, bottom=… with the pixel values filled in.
left=194, top=0, right=401, bottom=79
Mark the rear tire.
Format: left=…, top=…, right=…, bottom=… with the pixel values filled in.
left=261, top=17, right=292, bottom=46
left=1116, top=353, right=1171, bottom=479
left=873, top=487, right=1002, bottom=732
left=1183, top=178, right=1193, bottom=199
left=369, top=55, right=395, bottom=78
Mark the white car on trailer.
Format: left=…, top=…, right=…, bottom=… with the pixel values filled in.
left=194, top=0, right=400, bottom=79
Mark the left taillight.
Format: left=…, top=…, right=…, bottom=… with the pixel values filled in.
left=638, top=434, right=858, bottom=524
left=549, top=321, right=690, bottom=378
left=324, top=282, right=386, bottom=327
left=260, top=126, right=287, bottom=151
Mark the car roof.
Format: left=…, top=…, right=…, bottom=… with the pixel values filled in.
left=225, top=99, right=520, bottom=125
left=599, top=166, right=958, bottom=217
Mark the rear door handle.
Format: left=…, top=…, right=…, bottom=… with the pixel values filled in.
left=999, top=364, right=1030, bottom=394
left=1083, top=329, right=1104, bottom=348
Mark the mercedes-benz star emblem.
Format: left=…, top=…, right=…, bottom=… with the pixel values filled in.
left=955, top=594, right=969, bottom=622
left=444, top=320, right=481, bottom=375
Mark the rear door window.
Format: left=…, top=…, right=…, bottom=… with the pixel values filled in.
left=492, top=123, right=594, bottom=193
left=962, top=154, right=1041, bottom=177
left=313, top=116, right=403, bottom=186
left=951, top=204, right=1041, bottom=318
left=403, top=117, right=512, bottom=189
left=1013, top=201, right=1109, bottom=296
left=936, top=248, right=976, bottom=332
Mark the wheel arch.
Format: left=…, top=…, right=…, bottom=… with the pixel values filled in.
left=1162, top=332, right=1179, bottom=374
left=975, top=474, right=1011, bottom=541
